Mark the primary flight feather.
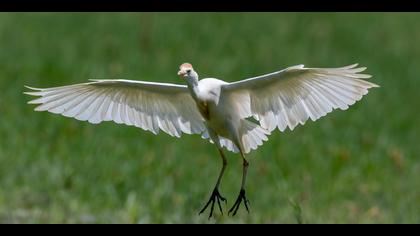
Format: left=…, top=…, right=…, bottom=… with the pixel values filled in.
left=25, top=63, right=379, bottom=217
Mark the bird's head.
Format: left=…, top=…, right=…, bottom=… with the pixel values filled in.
left=178, top=63, right=198, bottom=81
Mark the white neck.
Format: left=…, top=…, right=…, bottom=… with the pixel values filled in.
left=185, top=72, right=200, bottom=101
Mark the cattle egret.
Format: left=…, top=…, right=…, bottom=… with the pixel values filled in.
left=25, top=63, right=379, bottom=218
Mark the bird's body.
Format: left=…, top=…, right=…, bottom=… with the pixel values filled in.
left=25, top=62, right=379, bottom=217
left=194, top=78, right=240, bottom=144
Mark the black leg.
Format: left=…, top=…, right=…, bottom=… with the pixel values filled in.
left=228, top=156, right=250, bottom=216
left=199, top=148, right=227, bottom=219
left=199, top=187, right=227, bottom=218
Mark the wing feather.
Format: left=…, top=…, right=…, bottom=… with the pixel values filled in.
left=221, top=64, right=379, bottom=132
left=25, top=79, right=205, bottom=137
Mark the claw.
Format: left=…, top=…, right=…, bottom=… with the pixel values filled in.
left=228, top=189, right=250, bottom=216
left=199, top=188, right=227, bottom=219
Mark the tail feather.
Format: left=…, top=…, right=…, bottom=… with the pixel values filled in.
left=201, top=130, right=240, bottom=153
left=240, top=119, right=270, bottom=154
left=219, top=137, right=240, bottom=153
left=201, top=119, right=271, bottom=154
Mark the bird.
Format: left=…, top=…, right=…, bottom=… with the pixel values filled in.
left=25, top=62, right=379, bottom=218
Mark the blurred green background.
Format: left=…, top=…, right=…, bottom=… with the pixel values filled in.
left=0, top=13, right=419, bottom=223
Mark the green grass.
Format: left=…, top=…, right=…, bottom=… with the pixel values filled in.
left=0, top=13, right=419, bottom=223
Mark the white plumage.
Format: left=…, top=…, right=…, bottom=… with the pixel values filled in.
left=25, top=62, right=379, bottom=217
left=26, top=80, right=205, bottom=137
left=222, top=64, right=377, bottom=132
left=25, top=63, right=378, bottom=153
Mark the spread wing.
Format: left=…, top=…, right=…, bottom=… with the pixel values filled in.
left=221, top=64, right=379, bottom=132
left=25, top=79, right=205, bottom=137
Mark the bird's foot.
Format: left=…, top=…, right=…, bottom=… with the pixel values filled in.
left=228, top=189, right=250, bottom=216
left=199, top=188, right=227, bottom=219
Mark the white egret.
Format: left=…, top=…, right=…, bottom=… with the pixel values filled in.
left=25, top=63, right=379, bottom=218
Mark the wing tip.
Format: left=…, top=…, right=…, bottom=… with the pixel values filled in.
left=24, top=85, right=43, bottom=91
left=358, top=73, right=372, bottom=79
left=370, top=82, right=380, bottom=88
left=24, top=87, right=43, bottom=96
left=23, top=91, right=36, bottom=96
left=349, top=63, right=359, bottom=68
left=357, top=66, right=367, bottom=72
